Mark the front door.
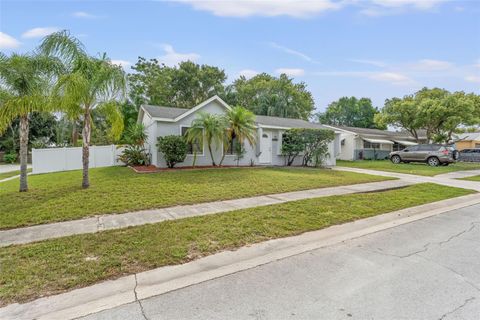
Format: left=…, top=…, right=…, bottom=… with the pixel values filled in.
left=259, top=132, right=272, bottom=164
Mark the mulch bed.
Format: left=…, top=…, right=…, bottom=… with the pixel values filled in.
left=129, top=165, right=261, bottom=173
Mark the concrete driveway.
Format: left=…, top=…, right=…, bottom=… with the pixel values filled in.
left=81, top=203, right=480, bottom=320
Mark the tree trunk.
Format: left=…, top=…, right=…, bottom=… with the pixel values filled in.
left=82, top=110, right=91, bottom=189
left=208, top=143, right=216, bottom=166
left=71, top=121, right=78, bottom=146
left=19, top=115, right=29, bottom=192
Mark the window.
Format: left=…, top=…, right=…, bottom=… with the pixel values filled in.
left=475, top=143, right=480, bottom=148
left=181, top=127, right=202, bottom=155
left=393, top=142, right=405, bottom=151
left=404, top=145, right=419, bottom=152
left=224, top=136, right=238, bottom=155
left=363, top=141, right=380, bottom=149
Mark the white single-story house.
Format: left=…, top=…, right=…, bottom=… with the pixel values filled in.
left=323, top=125, right=428, bottom=161
left=137, top=96, right=341, bottom=168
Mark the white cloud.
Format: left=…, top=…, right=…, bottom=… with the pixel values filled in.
left=370, top=0, right=444, bottom=10
left=21, top=27, right=59, bottom=39
left=157, top=44, right=200, bottom=66
left=275, top=68, right=305, bottom=77
left=0, top=32, right=21, bottom=49
left=238, top=69, right=259, bottom=79
left=111, top=60, right=131, bottom=68
left=369, top=72, right=414, bottom=85
left=269, top=42, right=318, bottom=63
left=465, top=75, right=480, bottom=83
left=72, top=11, right=99, bottom=19
left=349, top=58, right=387, bottom=67
left=175, top=0, right=342, bottom=18
left=410, top=59, right=453, bottom=71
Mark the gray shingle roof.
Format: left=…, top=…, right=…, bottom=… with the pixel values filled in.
left=255, top=115, right=329, bottom=130
left=455, top=132, right=480, bottom=141
left=142, top=104, right=331, bottom=130
left=142, top=105, right=189, bottom=119
left=331, top=125, right=426, bottom=140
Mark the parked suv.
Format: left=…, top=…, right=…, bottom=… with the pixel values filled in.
left=389, top=144, right=458, bottom=166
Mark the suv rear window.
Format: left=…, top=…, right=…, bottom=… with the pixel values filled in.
left=419, top=145, right=440, bottom=151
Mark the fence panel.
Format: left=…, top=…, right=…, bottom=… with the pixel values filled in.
left=32, top=145, right=125, bottom=174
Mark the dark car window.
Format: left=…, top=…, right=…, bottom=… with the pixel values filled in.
left=418, top=145, right=438, bottom=151
left=461, top=149, right=472, bottom=153
left=405, top=145, right=419, bottom=152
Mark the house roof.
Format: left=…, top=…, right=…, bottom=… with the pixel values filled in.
left=140, top=96, right=332, bottom=131
left=254, top=115, right=329, bottom=130
left=328, top=125, right=426, bottom=140
left=142, top=105, right=189, bottom=119
left=455, top=132, right=480, bottom=141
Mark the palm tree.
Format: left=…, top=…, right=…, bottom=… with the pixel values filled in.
left=40, top=31, right=126, bottom=188
left=0, top=52, right=63, bottom=192
left=219, top=106, right=257, bottom=166
left=187, top=112, right=225, bottom=166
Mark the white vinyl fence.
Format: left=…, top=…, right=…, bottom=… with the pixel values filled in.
left=32, top=145, right=125, bottom=174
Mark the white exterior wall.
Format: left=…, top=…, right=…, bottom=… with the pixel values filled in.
left=338, top=133, right=356, bottom=160
left=32, top=145, right=125, bottom=174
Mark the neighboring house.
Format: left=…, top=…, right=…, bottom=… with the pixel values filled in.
left=323, top=125, right=427, bottom=161
left=137, top=96, right=341, bottom=168
left=454, top=132, right=480, bottom=151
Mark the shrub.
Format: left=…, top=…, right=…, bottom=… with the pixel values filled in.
left=118, top=145, right=150, bottom=166
left=3, top=152, right=17, bottom=164
left=281, top=128, right=334, bottom=167
left=156, top=135, right=188, bottom=168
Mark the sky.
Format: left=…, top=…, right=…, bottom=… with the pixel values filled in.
left=1, top=0, right=479, bottom=113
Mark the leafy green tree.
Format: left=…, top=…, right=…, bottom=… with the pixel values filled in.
left=318, top=97, right=383, bottom=129
left=225, top=73, right=314, bottom=120
left=281, top=129, right=304, bottom=166
left=376, top=88, right=479, bottom=143
left=129, top=58, right=227, bottom=108
left=187, top=112, right=226, bottom=166
left=0, top=52, right=62, bottom=192
left=156, top=135, right=188, bottom=168
left=219, top=106, right=256, bottom=165
left=41, top=30, right=126, bottom=188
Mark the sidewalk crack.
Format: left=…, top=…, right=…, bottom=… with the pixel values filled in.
left=438, top=297, right=475, bottom=320
left=134, top=274, right=149, bottom=320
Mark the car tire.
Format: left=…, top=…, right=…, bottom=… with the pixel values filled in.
left=427, top=157, right=440, bottom=167
left=391, top=155, right=401, bottom=164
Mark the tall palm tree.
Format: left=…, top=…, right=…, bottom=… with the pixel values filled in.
left=0, top=52, right=63, bottom=192
left=40, top=31, right=126, bottom=188
left=187, top=112, right=225, bottom=166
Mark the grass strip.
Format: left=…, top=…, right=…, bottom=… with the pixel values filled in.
left=337, top=160, right=480, bottom=177
left=0, top=166, right=391, bottom=229
left=0, top=183, right=473, bottom=306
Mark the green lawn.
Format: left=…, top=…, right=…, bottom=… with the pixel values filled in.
left=0, top=166, right=391, bottom=230
left=0, top=183, right=472, bottom=306
left=337, top=160, right=480, bottom=177
left=460, top=175, right=480, bottom=182
left=0, top=169, right=32, bottom=181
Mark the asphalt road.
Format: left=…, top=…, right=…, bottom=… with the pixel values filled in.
left=80, top=204, right=480, bottom=320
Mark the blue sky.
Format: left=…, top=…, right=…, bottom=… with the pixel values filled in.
left=1, top=0, right=479, bottom=113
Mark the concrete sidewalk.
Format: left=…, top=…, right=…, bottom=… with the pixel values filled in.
left=334, top=166, right=480, bottom=191
left=2, top=193, right=479, bottom=320
left=0, top=179, right=413, bottom=247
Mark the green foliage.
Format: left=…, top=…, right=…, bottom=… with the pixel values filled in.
left=118, top=145, right=150, bottom=166
left=225, top=73, right=314, bottom=120
left=281, top=128, right=334, bottom=166
left=124, top=123, right=147, bottom=146
left=129, top=58, right=227, bottom=108
left=375, top=88, right=480, bottom=142
left=3, top=152, right=17, bottom=164
left=318, top=96, right=384, bottom=129
left=156, top=135, right=188, bottom=168
left=187, top=112, right=226, bottom=166
left=233, top=140, right=246, bottom=166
